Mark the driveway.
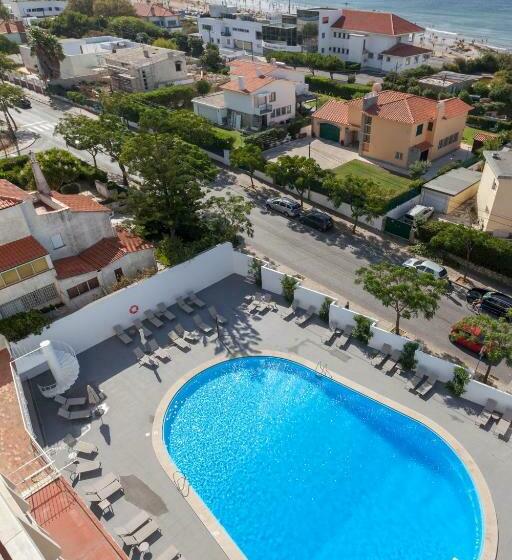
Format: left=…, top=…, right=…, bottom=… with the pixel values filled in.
left=264, top=138, right=363, bottom=170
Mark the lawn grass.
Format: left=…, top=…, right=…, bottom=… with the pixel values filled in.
left=333, top=160, right=411, bottom=195
left=305, top=93, right=335, bottom=110
left=213, top=127, right=244, bottom=148
left=462, top=126, right=496, bottom=145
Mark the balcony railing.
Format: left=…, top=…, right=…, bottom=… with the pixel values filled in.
left=257, top=104, right=272, bottom=115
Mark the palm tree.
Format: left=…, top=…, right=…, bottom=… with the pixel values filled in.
left=27, top=27, right=64, bottom=82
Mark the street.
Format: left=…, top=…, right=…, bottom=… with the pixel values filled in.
left=11, top=94, right=512, bottom=387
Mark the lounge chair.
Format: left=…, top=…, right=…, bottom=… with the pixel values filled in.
left=133, top=346, right=146, bottom=362
left=174, top=323, right=199, bottom=344
left=147, top=338, right=168, bottom=361
left=168, top=331, right=190, bottom=352
left=115, top=511, right=151, bottom=537
left=408, top=366, right=428, bottom=391
left=246, top=296, right=262, bottom=313
left=133, top=319, right=151, bottom=338
left=187, top=291, right=205, bottom=308
left=338, top=324, right=354, bottom=347
left=177, top=297, right=194, bottom=314
left=55, top=395, right=87, bottom=408
left=58, top=407, right=92, bottom=420
left=295, top=306, right=315, bottom=326
left=258, top=293, right=275, bottom=313
left=495, top=407, right=512, bottom=439
left=283, top=302, right=298, bottom=321
left=120, top=519, right=160, bottom=547
left=416, top=373, right=439, bottom=397
left=324, top=327, right=342, bottom=346
left=113, top=325, right=132, bottom=344
left=63, top=435, right=98, bottom=457
left=84, top=472, right=119, bottom=495
left=70, top=459, right=102, bottom=481
left=372, top=343, right=392, bottom=365
left=208, top=305, right=227, bottom=325
left=479, top=398, right=498, bottom=428
left=193, top=314, right=213, bottom=334
left=144, top=310, right=163, bottom=328
left=156, top=302, right=176, bottom=322
left=382, top=349, right=402, bottom=374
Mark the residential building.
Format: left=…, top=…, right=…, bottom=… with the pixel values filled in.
left=104, top=45, right=189, bottom=92
left=0, top=19, right=26, bottom=44
left=311, top=85, right=471, bottom=169
left=418, top=71, right=479, bottom=94
left=0, top=163, right=155, bottom=318
left=193, top=58, right=305, bottom=129
left=19, top=35, right=138, bottom=85
left=476, top=150, right=512, bottom=236
left=3, top=0, right=67, bottom=19
left=133, top=2, right=181, bottom=30
left=420, top=167, right=481, bottom=213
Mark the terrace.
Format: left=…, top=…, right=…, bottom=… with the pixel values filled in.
left=8, top=244, right=512, bottom=559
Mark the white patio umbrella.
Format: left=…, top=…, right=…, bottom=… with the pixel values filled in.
left=139, top=327, right=147, bottom=348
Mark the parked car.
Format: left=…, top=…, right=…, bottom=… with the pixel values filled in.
left=298, top=210, right=334, bottom=232
left=402, top=205, right=434, bottom=227
left=479, top=291, right=512, bottom=321
left=265, top=197, right=301, bottom=218
left=16, top=97, right=31, bottom=109
left=402, top=258, right=449, bottom=281
left=466, top=287, right=491, bottom=304
left=450, top=322, right=484, bottom=354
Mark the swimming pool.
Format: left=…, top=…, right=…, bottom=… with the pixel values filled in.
left=162, top=356, right=483, bottom=560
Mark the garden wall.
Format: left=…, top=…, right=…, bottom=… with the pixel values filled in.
left=329, top=304, right=378, bottom=329
left=368, top=327, right=409, bottom=354
left=261, top=266, right=289, bottom=295
left=294, top=286, right=335, bottom=313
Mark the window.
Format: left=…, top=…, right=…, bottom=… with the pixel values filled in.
left=427, top=121, right=433, bottom=131
left=322, top=16, right=328, bottom=23
left=51, top=233, right=64, bottom=249
left=321, top=32, right=325, bottom=38
left=269, top=92, right=276, bottom=102
left=386, top=56, right=391, bottom=62
left=2, top=269, right=19, bottom=286
left=416, top=124, right=423, bottom=136
left=67, top=277, right=100, bottom=299
left=202, top=24, right=212, bottom=30
left=114, top=268, right=123, bottom=281
left=406, top=57, right=411, bottom=65
left=175, top=61, right=182, bottom=72
left=328, top=47, right=331, bottom=52
left=346, top=49, right=349, bottom=55
left=286, top=105, right=291, bottom=114
left=17, top=263, right=35, bottom=280
left=32, top=258, right=50, bottom=274
left=321, top=48, right=324, bottom=53
left=0, top=257, right=49, bottom=289
left=368, top=52, right=374, bottom=59
left=395, top=152, right=403, bottom=160
left=378, top=54, right=383, bottom=60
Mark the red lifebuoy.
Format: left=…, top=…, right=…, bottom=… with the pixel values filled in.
left=129, top=304, right=139, bottom=315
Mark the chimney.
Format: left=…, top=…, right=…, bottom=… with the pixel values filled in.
left=437, top=99, right=446, bottom=119
left=29, top=152, right=51, bottom=196
left=236, top=75, right=246, bottom=90
left=143, top=48, right=150, bottom=58
left=362, top=91, right=378, bottom=112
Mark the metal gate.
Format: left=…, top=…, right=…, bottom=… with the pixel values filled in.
left=384, top=217, right=412, bottom=240
left=319, top=123, right=340, bottom=142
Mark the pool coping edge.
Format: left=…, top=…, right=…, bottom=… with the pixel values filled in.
left=152, top=350, right=498, bottom=560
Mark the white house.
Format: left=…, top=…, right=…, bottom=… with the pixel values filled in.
left=0, top=162, right=155, bottom=318
left=193, top=59, right=303, bottom=129
left=3, top=0, right=67, bottom=19
left=133, top=2, right=181, bottom=30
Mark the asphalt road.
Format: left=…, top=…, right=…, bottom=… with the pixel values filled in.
left=11, top=94, right=512, bottom=386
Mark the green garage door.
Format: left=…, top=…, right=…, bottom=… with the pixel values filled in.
left=319, top=123, right=340, bottom=142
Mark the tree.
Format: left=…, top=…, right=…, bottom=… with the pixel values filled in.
left=152, top=37, right=178, bottom=50
left=43, top=11, right=107, bottom=39
left=265, top=155, right=323, bottom=207
left=408, top=160, right=431, bottom=179
left=96, top=113, right=131, bottom=185
left=304, top=52, right=323, bottom=75
left=27, top=27, right=64, bottom=81
left=107, top=16, right=161, bottom=40
left=0, top=83, right=23, bottom=151
left=452, top=314, right=512, bottom=384
left=0, top=35, right=19, bottom=55
left=188, top=36, right=204, bottom=58
left=231, top=144, right=265, bottom=187
left=22, top=148, right=83, bottom=190
left=0, top=310, right=49, bottom=342
left=196, top=79, right=211, bottom=96
left=320, top=55, right=345, bottom=79
left=54, top=114, right=103, bottom=169
left=0, top=52, right=20, bottom=80
left=120, top=133, right=217, bottom=239
left=92, top=0, right=134, bottom=17
left=429, top=224, right=482, bottom=281
left=202, top=193, right=254, bottom=243
left=66, top=0, right=93, bottom=15
left=355, top=262, right=448, bottom=333
left=325, top=173, right=387, bottom=233
left=200, top=44, right=223, bottom=72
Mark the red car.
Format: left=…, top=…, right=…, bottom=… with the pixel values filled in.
left=450, top=322, right=484, bottom=354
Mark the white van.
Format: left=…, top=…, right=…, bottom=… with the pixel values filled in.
left=402, top=205, right=434, bottom=227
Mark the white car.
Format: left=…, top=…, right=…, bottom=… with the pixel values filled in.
left=265, top=197, right=301, bottom=218
left=402, top=258, right=449, bottom=281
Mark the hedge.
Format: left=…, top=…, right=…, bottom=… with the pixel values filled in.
left=305, top=76, right=372, bottom=99
left=417, top=221, right=512, bottom=277
left=245, top=127, right=288, bottom=150
left=466, top=115, right=512, bottom=132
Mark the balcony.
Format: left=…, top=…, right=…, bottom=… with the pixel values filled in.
left=257, top=104, right=272, bottom=115
left=221, top=30, right=231, bottom=36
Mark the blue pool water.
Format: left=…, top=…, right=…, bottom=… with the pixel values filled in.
left=163, top=356, right=483, bottom=560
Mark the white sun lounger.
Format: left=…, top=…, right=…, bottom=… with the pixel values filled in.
left=187, top=291, right=205, bottom=308
left=168, top=331, right=190, bottom=352
left=416, top=373, right=439, bottom=397
left=84, top=472, right=119, bottom=495
left=58, top=407, right=92, bottom=420
left=74, top=440, right=98, bottom=457
left=408, top=366, right=428, bottom=391
left=156, top=302, right=176, bottom=322
left=147, top=338, right=168, bottom=361
left=177, top=297, right=194, bottom=314
left=115, top=510, right=151, bottom=537
left=283, top=302, right=298, bottom=320
left=208, top=305, right=227, bottom=324
left=175, top=323, right=199, bottom=343
left=382, top=349, right=402, bottom=374
left=144, top=310, right=163, bottom=328
left=295, top=306, right=315, bottom=326
left=120, top=519, right=160, bottom=547
left=324, top=327, right=342, bottom=345
left=71, top=459, right=102, bottom=481
left=55, top=395, right=87, bottom=407
left=338, top=324, right=354, bottom=347
left=133, top=346, right=146, bottom=362
left=113, top=324, right=132, bottom=344
left=246, top=296, right=262, bottom=313
left=133, top=319, right=151, bottom=337
left=479, top=398, right=498, bottom=427
left=496, top=407, right=512, bottom=438
left=193, top=314, right=213, bottom=334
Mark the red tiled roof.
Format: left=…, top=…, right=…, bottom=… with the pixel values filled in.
left=134, top=2, right=176, bottom=18
left=221, top=75, right=274, bottom=94
left=221, top=59, right=280, bottom=93
left=332, top=9, right=424, bottom=35
left=473, top=132, right=496, bottom=142
left=0, top=236, right=48, bottom=273
left=312, top=99, right=351, bottom=126
left=412, top=140, right=433, bottom=151
left=0, top=179, right=31, bottom=210
left=51, top=191, right=109, bottom=212
left=54, top=228, right=153, bottom=279
left=0, top=20, right=25, bottom=35
left=442, top=97, right=473, bottom=119
left=381, top=44, right=432, bottom=57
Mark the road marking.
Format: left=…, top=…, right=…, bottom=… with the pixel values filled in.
left=19, top=121, right=55, bottom=133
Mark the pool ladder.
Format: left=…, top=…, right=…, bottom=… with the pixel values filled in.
left=173, top=470, right=190, bottom=497
left=315, top=361, right=332, bottom=379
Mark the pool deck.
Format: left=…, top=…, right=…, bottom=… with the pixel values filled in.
left=25, top=275, right=512, bottom=560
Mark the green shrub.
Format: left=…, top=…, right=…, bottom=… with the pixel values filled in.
left=0, top=155, right=30, bottom=186
left=305, top=75, right=371, bottom=99
left=249, top=258, right=262, bottom=288
left=353, top=315, right=373, bottom=345
left=447, top=365, right=471, bottom=397
left=66, top=91, right=87, bottom=105
left=319, top=297, right=333, bottom=323
left=245, top=127, right=288, bottom=150
left=281, top=274, right=298, bottom=304
left=466, top=115, right=512, bottom=132
left=0, top=310, right=49, bottom=342
left=398, top=341, right=419, bottom=371
left=60, top=182, right=80, bottom=194
left=347, top=74, right=356, bottom=84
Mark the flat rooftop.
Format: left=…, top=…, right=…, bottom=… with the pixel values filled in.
left=423, top=167, right=482, bottom=196
left=193, top=91, right=226, bottom=109
left=484, top=149, right=512, bottom=178
left=20, top=276, right=512, bottom=560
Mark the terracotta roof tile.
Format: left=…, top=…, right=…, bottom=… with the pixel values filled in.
left=0, top=20, right=25, bottom=34
left=51, top=192, right=109, bottom=212
left=312, top=99, right=351, bottom=126
left=221, top=75, right=275, bottom=94
left=381, top=44, right=432, bottom=57
left=331, top=9, right=424, bottom=35
left=0, top=236, right=48, bottom=273
left=0, top=179, right=31, bottom=210
left=473, top=132, right=496, bottom=142
left=134, top=3, right=176, bottom=17
left=229, top=59, right=275, bottom=78
left=54, top=228, right=153, bottom=279
left=442, top=97, right=473, bottom=119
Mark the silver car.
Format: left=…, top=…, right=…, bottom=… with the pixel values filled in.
left=265, top=197, right=301, bottom=217
left=402, top=258, right=448, bottom=280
